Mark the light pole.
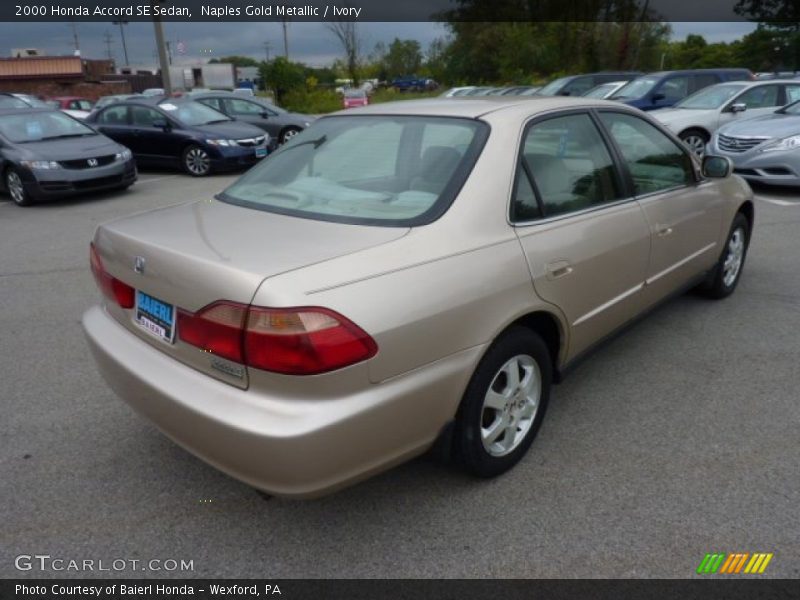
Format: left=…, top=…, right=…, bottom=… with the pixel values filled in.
left=113, top=20, right=130, bottom=66
left=152, top=0, right=172, bottom=94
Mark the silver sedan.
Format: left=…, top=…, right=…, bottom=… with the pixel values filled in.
left=652, top=80, right=800, bottom=156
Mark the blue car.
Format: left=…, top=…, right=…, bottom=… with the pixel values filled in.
left=85, top=97, right=270, bottom=177
left=611, top=69, right=753, bottom=111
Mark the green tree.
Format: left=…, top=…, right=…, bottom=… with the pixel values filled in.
left=261, top=57, right=306, bottom=103
left=383, top=38, right=423, bottom=79
left=208, top=55, right=260, bottom=68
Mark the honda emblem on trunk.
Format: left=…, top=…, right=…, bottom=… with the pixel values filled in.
left=134, top=256, right=146, bottom=274
left=87, top=158, right=98, bottom=167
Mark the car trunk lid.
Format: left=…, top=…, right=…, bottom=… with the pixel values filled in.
left=93, top=199, right=408, bottom=387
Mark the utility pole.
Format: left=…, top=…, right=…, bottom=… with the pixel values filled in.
left=263, top=40, right=272, bottom=62
left=113, top=20, right=130, bottom=66
left=152, top=0, right=172, bottom=94
left=281, top=18, right=289, bottom=59
left=103, top=31, right=114, bottom=60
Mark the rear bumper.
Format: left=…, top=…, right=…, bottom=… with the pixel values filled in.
left=82, top=305, right=481, bottom=498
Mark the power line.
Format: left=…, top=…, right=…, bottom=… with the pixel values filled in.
left=112, top=20, right=130, bottom=66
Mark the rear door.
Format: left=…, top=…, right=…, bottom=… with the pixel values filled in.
left=512, top=111, right=651, bottom=360
left=598, top=111, right=724, bottom=305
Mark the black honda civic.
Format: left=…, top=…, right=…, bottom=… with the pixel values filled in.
left=85, top=97, right=270, bottom=177
left=0, top=107, right=136, bottom=207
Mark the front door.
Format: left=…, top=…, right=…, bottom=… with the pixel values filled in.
left=512, top=112, right=652, bottom=361
left=597, top=111, right=724, bottom=304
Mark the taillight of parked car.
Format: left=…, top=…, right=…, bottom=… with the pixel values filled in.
left=178, top=302, right=377, bottom=375
left=89, top=243, right=135, bottom=309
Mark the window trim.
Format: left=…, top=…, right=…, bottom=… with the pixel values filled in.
left=509, top=108, right=631, bottom=226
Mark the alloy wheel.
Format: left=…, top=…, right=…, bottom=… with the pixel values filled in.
left=722, top=227, right=746, bottom=288
left=682, top=134, right=707, bottom=157
left=281, top=128, right=300, bottom=144
left=480, top=354, right=541, bottom=457
left=6, top=171, right=25, bottom=205
left=185, top=147, right=211, bottom=176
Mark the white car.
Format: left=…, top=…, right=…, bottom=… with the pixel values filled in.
left=440, top=86, right=476, bottom=97
left=651, top=80, right=800, bottom=156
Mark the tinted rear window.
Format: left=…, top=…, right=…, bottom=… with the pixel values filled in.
left=218, top=115, right=488, bottom=226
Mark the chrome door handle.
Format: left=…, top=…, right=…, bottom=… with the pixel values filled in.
left=656, top=225, right=673, bottom=237
left=545, top=261, right=573, bottom=280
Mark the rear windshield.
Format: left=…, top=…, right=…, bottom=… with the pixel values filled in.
left=218, top=115, right=488, bottom=226
left=0, top=111, right=96, bottom=143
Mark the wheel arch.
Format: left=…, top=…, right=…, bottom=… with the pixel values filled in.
left=505, top=309, right=567, bottom=383
left=737, top=199, right=754, bottom=233
left=679, top=126, right=711, bottom=141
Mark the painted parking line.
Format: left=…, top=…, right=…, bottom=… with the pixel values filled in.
left=136, top=175, right=180, bottom=185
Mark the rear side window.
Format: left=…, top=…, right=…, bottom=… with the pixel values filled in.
left=599, top=112, right=694, bottom=195
left=786, top=85, right=800, bottom=104
left=692, top=74, right=720, bottom=93
left=219, top=116, right=488, bottom=226
left=97, top=105, right=128, bottom=125
left=658, top=76, right=690, bottom=102
left=512, top=113, right=622, bottom=221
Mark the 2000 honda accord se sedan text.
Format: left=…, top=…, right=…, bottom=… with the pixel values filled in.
left=83, top=97, right=754, bottom=498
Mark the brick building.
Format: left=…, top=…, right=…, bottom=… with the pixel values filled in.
left=0, top=56, right=133, bottom=100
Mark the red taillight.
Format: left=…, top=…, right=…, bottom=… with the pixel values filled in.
left=177, top=302, right=377, bottom=375
left=177, top=302, right=246, bottom=363
left=245, top=307, right=377, bottom=375
left=89, top=243, right=135, bottom=309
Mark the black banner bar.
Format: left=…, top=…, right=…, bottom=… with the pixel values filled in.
left=1, top=0, right=799, bottom=22
left=2, top=579, right=800, bottom=600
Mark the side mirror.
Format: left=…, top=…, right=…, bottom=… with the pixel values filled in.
left=260, top=111, right=270, bottom=119
left=730, top=102, right=747, bottom=113
left=652, top=92, right=665, bottom=102
left=702, top=155, right=733, bottom=179
left=152, top=118, right=170, bottom=130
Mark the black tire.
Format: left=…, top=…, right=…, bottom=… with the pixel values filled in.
left=679, top=128, right=710, bottom=158
left=5, top=167, right=34, bottom=206
left=280, top=127, right=301, bottom=144
left=455, top=326, right=552, bottom=478
left=700, top=212, right=750, bottom=299
left=182, top=145, right=212, bottom=177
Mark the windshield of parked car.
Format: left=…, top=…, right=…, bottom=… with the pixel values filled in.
left=219, top=116, right=488, bottom=226
left=583, top=83, right=617, bottom=98
left=15, top=94, right=49, bottom=108
left=537, top=77, right=571, bottom=96
left=0, top=111, right=96, bottom=143
left=612, top=76, right=659, bottom=99
left=675, top=83, right=747, bottom=109
left=0, top=96, right=30, bottom=109
left=159, top=101, right=232, bottom=125
left=778, top=99, right=800, bottom=114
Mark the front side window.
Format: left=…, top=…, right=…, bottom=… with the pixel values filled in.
left=513, top=113, right=622, bottom=221
left=131, top=106, right=163, bottom=127
left=658, top=76, right=690, bottom=102
left=226, top=98, right=263, bottom=115
left=736, top=85, right=779, bottom=109
left=219, top=116, right=487, bottom=226
left=599, top=112, right=694, bottom=195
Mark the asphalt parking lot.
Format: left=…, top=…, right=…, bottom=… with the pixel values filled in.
left=1, top=171, right=798, bottom=579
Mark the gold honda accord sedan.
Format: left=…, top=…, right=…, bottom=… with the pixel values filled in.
left=83, top=97, right=754, bottom=498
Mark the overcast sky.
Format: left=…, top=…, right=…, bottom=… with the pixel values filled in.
left=0, top=21, right=758, bottom=67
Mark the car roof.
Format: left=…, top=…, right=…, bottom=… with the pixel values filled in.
left=331, top=96, right=622, bottom=119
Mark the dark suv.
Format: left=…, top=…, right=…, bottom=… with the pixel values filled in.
left=612, top=69, right=754, bottom=111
